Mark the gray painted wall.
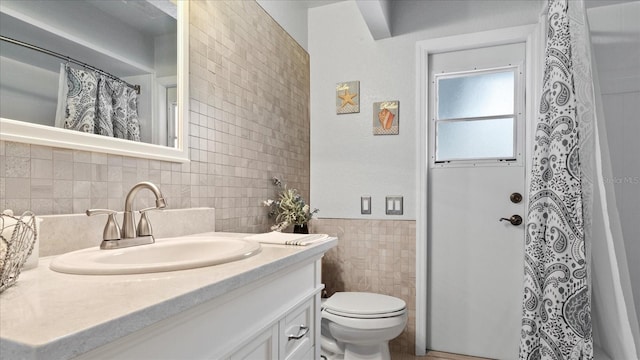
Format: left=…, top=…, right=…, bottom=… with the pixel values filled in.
left=308, top=0, right=540, bottom=220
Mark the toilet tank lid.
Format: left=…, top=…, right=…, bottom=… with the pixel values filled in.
left=323, top=292, right=406, bottom=315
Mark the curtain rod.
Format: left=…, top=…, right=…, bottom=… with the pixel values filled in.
left=0, top=35, right=141, bottom=94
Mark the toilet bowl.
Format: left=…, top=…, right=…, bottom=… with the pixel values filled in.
left=320, top=292, right=407, bottom=360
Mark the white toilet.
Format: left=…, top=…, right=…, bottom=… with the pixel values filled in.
left=320, top=292, right=407, bottom=360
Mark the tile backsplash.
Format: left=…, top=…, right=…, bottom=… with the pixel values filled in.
left=0, top=0, right=310, bottom=235
left=36, top=208, right=218, bottom=257
left=312, top=218, right=417, bottom=355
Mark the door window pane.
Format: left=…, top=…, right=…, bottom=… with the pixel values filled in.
left=436, top=118, right=515, bottom=161
left=437, top=70, right=514, bottom=119
left=434, top=67, right=519, bottom=163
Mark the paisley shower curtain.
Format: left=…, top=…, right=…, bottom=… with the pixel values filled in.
left=55, top=64, right=97, bottom=134
left=520, top=0, right=639, bottom=359
left=55, top=64, right=140, bottom=142
left=109, top=79, right=141, bottom=141
left=520, top=0, right=592, bottom=358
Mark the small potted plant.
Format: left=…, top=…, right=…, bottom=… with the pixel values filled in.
left=263, top=177, right=318, bottom=233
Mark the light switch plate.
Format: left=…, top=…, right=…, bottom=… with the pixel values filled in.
left=385, top=196, right=403, bottom=215
left=361, top=196, right=371, bottom=214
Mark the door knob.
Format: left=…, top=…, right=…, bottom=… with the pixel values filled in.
left=499, top=215, right=522, bottom=226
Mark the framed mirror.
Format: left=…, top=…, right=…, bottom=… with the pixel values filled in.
left=0, top=0, right=189, bottom=162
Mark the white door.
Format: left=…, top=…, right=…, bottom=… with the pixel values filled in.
left=427, top=43, right=526, bottom=359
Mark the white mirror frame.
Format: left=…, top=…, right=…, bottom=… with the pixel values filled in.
left=0, top=1, right=189, bottom=163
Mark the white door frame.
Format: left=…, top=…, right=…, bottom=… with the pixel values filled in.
left=414, top=24, right=543, bottom=355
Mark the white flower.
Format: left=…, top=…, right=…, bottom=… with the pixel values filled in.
left=263, top=199, right=274, bottom=206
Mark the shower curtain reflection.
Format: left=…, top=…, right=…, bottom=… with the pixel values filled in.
left=55, top=64, right=140, bottom=142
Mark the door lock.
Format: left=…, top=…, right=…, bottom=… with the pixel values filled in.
left=499, top=215, right=523, bottom=226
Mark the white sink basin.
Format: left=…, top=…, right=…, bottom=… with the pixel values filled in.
left=50, top=236, right=262, bottom=275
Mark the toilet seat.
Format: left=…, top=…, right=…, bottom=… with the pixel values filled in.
left=322, top=292, right=406, bottom=319
left=323, top=307, right=406, bottom=319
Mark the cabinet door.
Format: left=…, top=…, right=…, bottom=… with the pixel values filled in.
left=228, top=324, right=278, bottom=360
left=281, top=298, right=315, bottom=360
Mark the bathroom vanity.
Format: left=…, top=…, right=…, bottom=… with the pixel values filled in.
left=0, top=232, right=337, bottom=359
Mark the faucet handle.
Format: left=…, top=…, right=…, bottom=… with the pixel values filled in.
left=86, top=209, right=121, bottom=241
left=137, top=207, right=159, bottom=237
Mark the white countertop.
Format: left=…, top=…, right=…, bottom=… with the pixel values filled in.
left=0, top=232, right=337, bottom=359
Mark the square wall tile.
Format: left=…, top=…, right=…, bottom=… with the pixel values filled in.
left=312, top=219, right=417, bottom=355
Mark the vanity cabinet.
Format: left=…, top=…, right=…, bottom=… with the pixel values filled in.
left=0, top=233, right=336, bottom=360
left=231, top=297, right=315, bottom=360
left=229, top=324, right=279, bottom=359
left=73, top=257, right=323, bottom=360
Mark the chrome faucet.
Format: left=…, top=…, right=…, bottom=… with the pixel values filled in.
left=122, top=181, right=166, bottom=239
left=87, top=181, right=166, bottom=250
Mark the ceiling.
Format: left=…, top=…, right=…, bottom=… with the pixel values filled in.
left=86, top=0, right=176, bottom=37
left=302, top=0, right=345, bottom=8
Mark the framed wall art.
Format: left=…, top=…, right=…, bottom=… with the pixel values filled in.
left=373, top=100, right=399, bottom=135
left=336, top=81, right=359, bottom=114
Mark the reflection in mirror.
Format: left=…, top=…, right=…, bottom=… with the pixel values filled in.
left=166, top=86, right=178, bottom=148
left=0, top=0, right=189, bottom=162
